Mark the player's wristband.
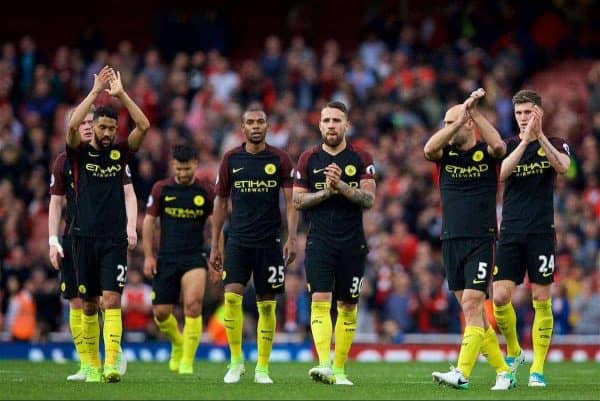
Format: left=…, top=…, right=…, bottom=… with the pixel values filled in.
left=49, top=235, right=62, bottom=250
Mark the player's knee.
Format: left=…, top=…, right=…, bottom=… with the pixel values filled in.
left=461, top=296, right=483, bottom=322
left=153, top=307, right=171, bottom=322
left=82, top=301, right=99, bottom=315
left=183, top=301, right=202, bottom=317
left=69, top=297, right=83, bottom=309
left=492, top=284, right=512, bottom=306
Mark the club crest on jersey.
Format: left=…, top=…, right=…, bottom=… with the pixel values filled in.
left=78, top=285, right=87, bottom=294
left=472, top=150, right=484, bottom=162
left=193, top=195, right=205, bottom=206
left=110, top=150, right=121, bottom=160
left=151, top=291, right=156, bottom=301
left=537, top=147, right=546, bottom=157
left=345, top=165, right=357, bottom=176
left=60, top=282, right=66, bottom=292
left=264, top=163, right=277, bottom=175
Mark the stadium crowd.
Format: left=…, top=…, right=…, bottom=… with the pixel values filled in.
left=1, top=2, right=599, bottom=346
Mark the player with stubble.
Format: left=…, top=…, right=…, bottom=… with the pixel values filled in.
left=492, top=89, right=571, bottom=388
left=293, top=101, right=376, bottom=386
left=424, top=88, right=516, bottom=390
left=66, top=66, right=150, bottom=383
left=49, top=105, right=134, bottom=381
left=209, top=107, right=298, bottom=384
left=143, top=143, right=215, bottom=375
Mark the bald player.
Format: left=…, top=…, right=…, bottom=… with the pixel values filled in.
left=424, top=89, right=516, bottom=391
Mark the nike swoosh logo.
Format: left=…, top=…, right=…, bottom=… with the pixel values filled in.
left=89, top=152, right=100, bottom=157
left=232, top=167, right=244, bottom=173
left=449, top=151, right=459, bottom=156
left=542, top=272, right=553, bottom=277
left=272, top=283, right=284, bottom=289
left=472, top=279, right=486, bottom=284
left=351, top=293, right=360, bottom=298
left=313, top=168, right=325, bottom=174
left=164, top=196, right=176, bottom=201
left=458, top=378, right=468, bottom=385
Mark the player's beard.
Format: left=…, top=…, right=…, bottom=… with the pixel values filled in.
left=95, top=133, right=114, bottom=148
left=177, top=173, right=193, bottom=185
left=323, top=131, right=343, bottom=147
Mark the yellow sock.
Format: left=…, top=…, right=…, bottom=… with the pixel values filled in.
left=69, top=308, right=86, bottom=366
left=310, top=301, right=332, bottom=366
left=456, top=326, right=485, bottom=378
left=103, top=309, right=122, bottom=366
left=224, top=292, right=244, bottom=363
left=493, top=302, right=521, bottom=357
left=481, top=326, right=510, bottom=373
left=333, top=306, right=357, bottom=371
left=155, top=314, right=183, bottom=346
left=181, top=316, right=202, bottom=366
left=256, top=301, right=276, bottom=371
left=531, top=299, right=553, bottom=375
left=82, top=312, right=101, bottom=369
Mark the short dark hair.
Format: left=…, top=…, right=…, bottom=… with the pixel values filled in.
left=512, top=89, right=542, bottom=107
left=242, top=106, right=266, bottom=122
left=325, top=101, right=348, bottom=115
left=172, top=143, right=198, bottom=162
left=93, top=106, right=118, bottom=121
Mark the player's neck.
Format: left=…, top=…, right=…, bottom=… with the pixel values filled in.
left=245, top=141, right=266, bottom=154
left=90, top=139, right=100, bottom=150
left=455, top=136, right=477, bottom=151
left=322, top=139, right=347, bottom=155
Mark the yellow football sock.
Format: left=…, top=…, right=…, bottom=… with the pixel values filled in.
left=310, top=301, right=332, bottom=366
left=69, top=308, right=86, bottom=366
left=82, top=312, right=101, bottom=369
left=531, top=299, right=553, bottom=375
left=181, top=316, right=202, bottom=366
left=493, top=302, right=521, bottom=357
left=155, top=314, right=183, bottom=346
left=333, top=306, right=357, bottom=371
left=224, top=292, right=244, bottom=363
left=256, top=300, right=276, bottom=370
left=456, top=326, right=485, bottom=378
left=481, top=326, right=510, bottom=373
left=103, top=308, right=122, bottom=366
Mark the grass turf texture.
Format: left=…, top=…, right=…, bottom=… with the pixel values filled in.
left=1, top=361, right=598, bottom=400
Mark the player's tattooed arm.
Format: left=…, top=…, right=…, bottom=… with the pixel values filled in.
left=537, top=134, right=570, bottom=174
left=292, top=187, right=334, bottom=210
left=335, top=179, right=376, bottom=209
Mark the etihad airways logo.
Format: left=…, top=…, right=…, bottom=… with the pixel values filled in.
left=444, top=164, right=488, bottom=178
left=315, top=181, right=358, bottom=190
left=164, top=207, right=205, bottom=219
left=512, top=161, right=551, bottom=177
left=234, top=179, right=277, bottom=193
left=85, top=163, right=122, bottom=177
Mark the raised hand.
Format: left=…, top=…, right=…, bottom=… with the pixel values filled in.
left=106, top=69, right=124, bottom=97
left=531, top=105, right=544, bottom=138
left=464, top=87, right=485, bottom=110
left=523, top=113, right=538, bottom=143
left=92, top=65, right=112, bottom=95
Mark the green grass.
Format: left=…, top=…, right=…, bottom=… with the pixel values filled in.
left=1, top=360, right=599, bottom=400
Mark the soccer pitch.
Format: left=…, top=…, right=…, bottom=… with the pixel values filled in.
left=1, top=361, right=598, bottom=400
